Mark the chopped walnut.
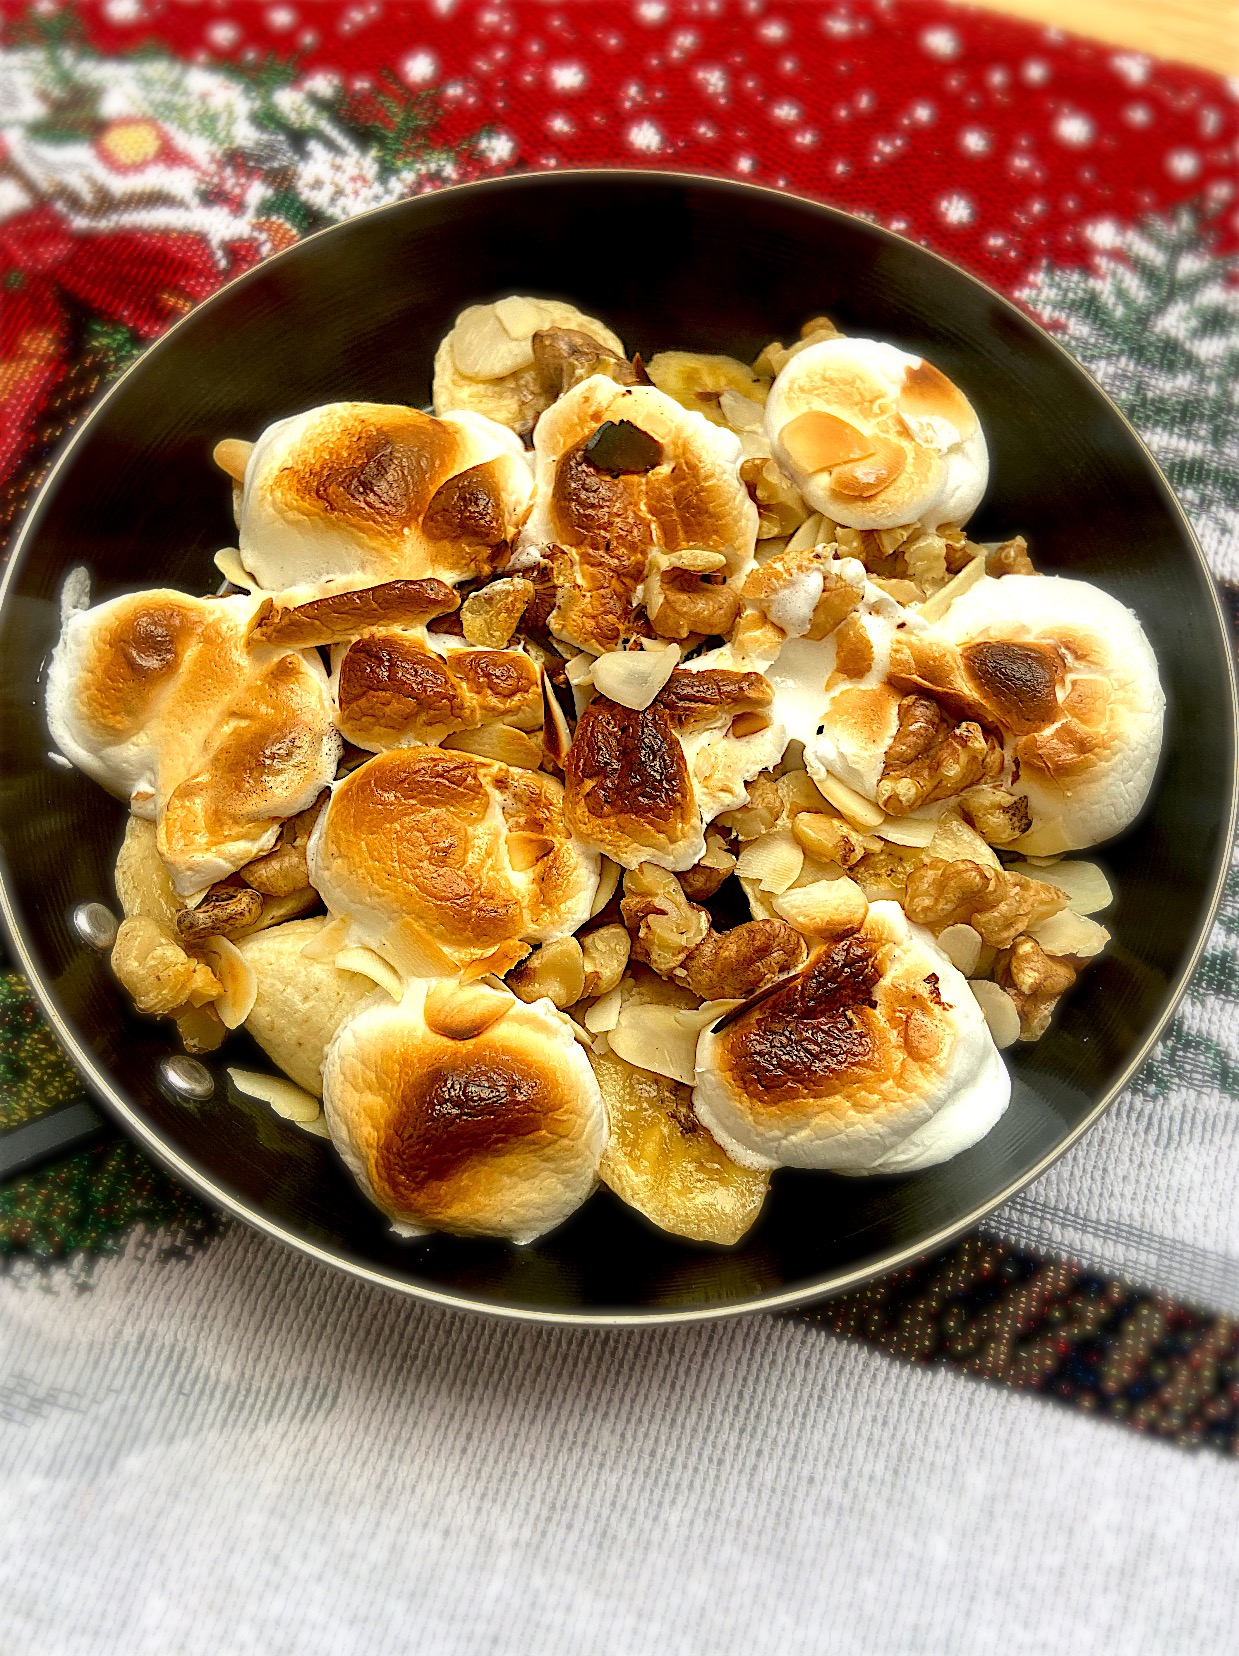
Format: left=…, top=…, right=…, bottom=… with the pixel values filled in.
left=241, top=798, right=324, bottom=897
left=740, top=456, right=810, bottom=538
left=461, top=576, right=535, bottom=648
left=111, top=917, right=221, bottom=1017
left=532, top=327, right=639, bottom=398
left=678, top=918, right=806, bottom=1001
left=507, top=936, right=586, bottom=1009
left=901, top=531, right=950, bottom=592
left=903, top=858, right=1067, bottom=948
left=621, top=863, right=711, bottom=978
left=644, top=550, right=741, bottom=640
left=985, top=535, right=1036, bottom=578
left=792, top=811, right=875, bottom=868
left=174, top=884, right=264, bottom=942
left=580, top=924, right=631, bottom=999
left=997, top=935, right=1077, bottom=1039
left=716, top=772, right=783, bottom=842
left=959, top=784, right=1033, bottom=846
left=677, top=829, right=738, bottom=901
left=876, top=695, right=1003, bottom=816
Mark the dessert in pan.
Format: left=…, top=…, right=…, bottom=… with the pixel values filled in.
left=46, top=300, right=1165, bottom=1248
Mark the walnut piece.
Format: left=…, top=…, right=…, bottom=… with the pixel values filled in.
left=678, top=918, right=806, bottom=1001
left=903, top=858, right=1067, bottom=948
left=985, top=535, right=1036, bottom=578
left=241, top=798, right=324, bottom=897
left=506, top=936, right=587, bottom=1009
left=716, top=773, right=783, bottom=842
left=532, top=327, right=639, bottom=398
left=621, top=863, right=711, bottom=978
left=959, top=784, right=1033, bottom=846
left=174, top=885, right=264, bottom=941
left=580, top=923, right=631, bottom=999
left=997, top=935, right=1077, bottom=1039
left=677, top=829, right=738, bottom=901
left=876, top=695, right=1003, bottom=816
left=791, top=810, right=875, bottom=868
left=461, top=576, right=535, bottom=648
left=111, top=917, right=221, bottom=1017
left=644, top=550, right=741, bottom=641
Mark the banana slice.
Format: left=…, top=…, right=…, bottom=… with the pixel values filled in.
left=433, top=297, right=628, bottom=434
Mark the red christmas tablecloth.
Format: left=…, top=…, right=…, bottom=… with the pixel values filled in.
left=3, top=1, right=1239, bottom=1458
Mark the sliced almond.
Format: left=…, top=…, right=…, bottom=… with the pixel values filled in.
left=968, top=979, right=1021, bottom=1050
left=1029, top=910, right=1110, bottom=959
left=334, top=945, right=403, bottom=1001
left=493, top=294, right=546, bottom=339
left=780, top=410, right=876, bottom=474
left=609, top=1002, right=700, bottom=1086
left=583, top=983, right=623, bottom=1033
left=213, top=547, right=255, bottom=590
left=298, top=915, right=352, bottom=963
left=592, top=644, right=680, bottom=711
left=451, top=302, right=534, bottom=379
left=927, top=808, right=1001, bottom=871
left=381, top=917, right=458, bottom=979
left=784, top=513, right=826, bottom=555
left=229, top=1067, right=321, bottom=1123
left=810, top=770, right=887, bottom=830
left=200, top=936, right=257, bottom=1029
left=873, top=814, right=939, bottom=848
left=718, top=388, right=766, bottom=432
left=212, top=438, right=253, bottom=481
left=590, top=858, right=622, bottom=917
left=459, top=941, right=531, bottom=982
left=916, top=551, right=987, bottom=623
left=734, top=830, right=804, bottom=895
left=936, top=922, right=982, bottom=976
left=424, top=978, right=515, bottom=1040
left=773, top=876, right=868, bottom=938
left=1006, top=859, right=1112, bottom=916
left=298, top=1115, right=333, bottom=1139
left=541, top=676, right=573, bottom=768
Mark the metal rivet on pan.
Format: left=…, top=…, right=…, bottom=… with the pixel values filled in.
left=72, top=901, right=119, bottom=952
left=158, top=1056, right=215, bottom=1104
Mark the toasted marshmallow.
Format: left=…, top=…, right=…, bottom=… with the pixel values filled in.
left=330, top=629, right=543, bottom=752
left=236, top=402, right=533, bottom=595
left=693, top=901, right=1009, bottom=1172
left=520, top=377, right=758, bottom=654
left=563, top=664, right=778, bottom=871
left=801, top=588, right=925, bottom=798
left=433, top=296, right=628, bottom=435
left=765, top=338, right=988, bottom=531
left=46, top=589, right=339, bottom=893
left=308, top=746, right=599, bottom=971
left=933, top=574, right=1165, bottom=851
left=322, top=978, right=606, bottom=1242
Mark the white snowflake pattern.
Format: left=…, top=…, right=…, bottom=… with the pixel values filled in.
left=549, top=61, right=586, bottom=91
left=919, top=26, right=961, bottom=60
left=402, top=50, right=439, bottom=85
left=1053, top=112, right=1095, bottom=148
left=936, top=192, right=975, bottom=227
left=627, top=119, right=664, bottom=153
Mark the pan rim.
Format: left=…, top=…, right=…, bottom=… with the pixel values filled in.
left=2, top=167, right=1235, bottom=1326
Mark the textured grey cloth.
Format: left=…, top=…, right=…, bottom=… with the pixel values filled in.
left=3, top=1223, right=1239, bottom=1656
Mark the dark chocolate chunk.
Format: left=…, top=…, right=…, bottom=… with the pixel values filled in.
left=582, top=420, right=663, bottom=476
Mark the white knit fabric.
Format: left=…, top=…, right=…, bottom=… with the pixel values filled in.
left=3, top=1222, right=1239, bottom=1656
